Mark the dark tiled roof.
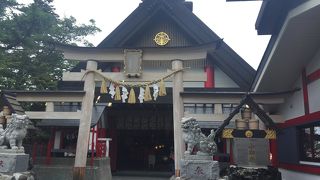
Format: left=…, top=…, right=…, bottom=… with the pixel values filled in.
left=0, top=91, right=25, bottom=115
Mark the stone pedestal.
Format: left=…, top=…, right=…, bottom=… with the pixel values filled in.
left=0, top=153, right=29, bottom=173
left=181, top=156, right=219, bottom=180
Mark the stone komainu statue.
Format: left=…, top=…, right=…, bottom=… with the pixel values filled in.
left=181, top=117, right=217, bottom=156
left=0, top=114, right=29, bottom=150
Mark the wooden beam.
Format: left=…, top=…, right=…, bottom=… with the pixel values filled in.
left=62, top=48, right=123, bottom=62
left=60, top=46, right=209, bottom=62
left=16, top=93, right=84, bottom=102
left=14, top=91, right=84, bottom=102
left=62, top=71, right=206, bottom=82
left=25, top=111, right=81, bottom=120
left=74, top=60, right=97, bottom=180
left=172, top=60, right=184, bottom=177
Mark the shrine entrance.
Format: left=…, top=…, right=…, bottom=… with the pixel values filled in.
left=106, top=103, right=174, bottom=172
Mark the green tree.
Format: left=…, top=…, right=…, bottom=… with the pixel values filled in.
left=0, top=0, right=100, bottom=90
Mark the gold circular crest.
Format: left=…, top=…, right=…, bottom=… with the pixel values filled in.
left=245, top=130, right=253, bottom=138
left=154, top=32, right=170, bottom=46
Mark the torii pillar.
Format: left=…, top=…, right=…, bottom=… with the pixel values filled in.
left=172, top=59, right=185, bottom=177
left=73, top=60, right=97, bottom=180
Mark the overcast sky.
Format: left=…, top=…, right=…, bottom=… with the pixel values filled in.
left=51, top=0, right=270, bottom=69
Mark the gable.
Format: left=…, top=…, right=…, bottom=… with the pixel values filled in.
left=98, top=0, right=219, bottom=48
left=123, top=11, right=196, bottom=48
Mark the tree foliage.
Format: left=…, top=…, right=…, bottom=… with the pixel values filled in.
left=0, top=0, right=100, bottom=90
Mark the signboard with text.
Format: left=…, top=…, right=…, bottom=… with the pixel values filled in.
left=233, top=138, right=270, bottom=167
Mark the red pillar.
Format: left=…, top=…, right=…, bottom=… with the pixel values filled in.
left=223, top=139, right=227, bottom=154
left=270, top=139, right=278, bottom=166
left=302, top=69, right=310, bottom=115
left=39, top=144, right=43, bottom=157
left=90, top=127, right=95, bottom=166
left=46, top=128, right=55, bottom=165
left=204, top=65, right=214, bottom=88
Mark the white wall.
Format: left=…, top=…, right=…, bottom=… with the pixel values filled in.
left=307, top=47, right=320, bottom=113
left=280, top=169, right=320, bottom=180
left=279, top=76, right=304, bottom=120
left=214, top=66, right=239, bottom=88
left=306, top=47, right=320, bottom=75
left=308, top=79, right=320, bottom=113
left=143, top=62, right=241, bottom=88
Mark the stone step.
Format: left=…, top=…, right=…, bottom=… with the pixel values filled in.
left=112, top=170, right=172, bottom=177
left=112, top=176, right=171, bottom=180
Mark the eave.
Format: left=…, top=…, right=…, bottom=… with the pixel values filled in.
left=255, top=0, right=302, bottom=35
left=253, top=0, right=320, bottom=92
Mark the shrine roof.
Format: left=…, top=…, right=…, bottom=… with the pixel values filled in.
left=63, top=0, right=255, bottom=90
left=0, top=91, right=25, bottom=115
left=97, top=0, right=218, bottom=47
left=255, top=0, right=305, bottom=35
left=98, top=0, right=255, bottom=90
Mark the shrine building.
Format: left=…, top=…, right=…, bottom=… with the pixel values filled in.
left=0, top=0, right=305, bottom=179
left=251, top=0, right=320, bottom=179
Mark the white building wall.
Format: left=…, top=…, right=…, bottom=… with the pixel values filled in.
left=143, top=63, right=240, bottom=88
left=279, top=76, right=304, bottom=120
left=214, top=66, right=239, bottom=88
left=280, top=169, right=320, bottom=180
left=307, top=47, right=320, bottom=113
left=306, top=47, right=320, bottom=75
left=143, top=61, right=206, bottom=88
left=308, top=79, right=320, bottom=113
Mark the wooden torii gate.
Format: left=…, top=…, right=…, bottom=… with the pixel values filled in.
left=58, top=43, right=220, bottom=179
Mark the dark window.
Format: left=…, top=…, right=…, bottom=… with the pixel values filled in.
left=222, top=104, right=238, bottom=114
left=54, top=102, right=81, bottom=112
left=300, top=122, right=320, bottom=162
left=184, top=104, right=214, bottom=114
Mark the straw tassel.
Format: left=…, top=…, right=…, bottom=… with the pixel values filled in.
left=144, top=85, right=152, bottom=101
left=100, top=79, right=108, bottom=94
left=138, top=87, right=145, bottom=103
left=114, top=85, right=121, bottom=101
left=128, top=88, right=136, bottom=104
left=159, top=79, right=166, bottom=96
left=109, top=83, right=115, bottom=99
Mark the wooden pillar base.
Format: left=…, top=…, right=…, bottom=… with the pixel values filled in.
left=175, top=169, right=180, bottom=177
left=73, top=167, right=86, bottom=180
